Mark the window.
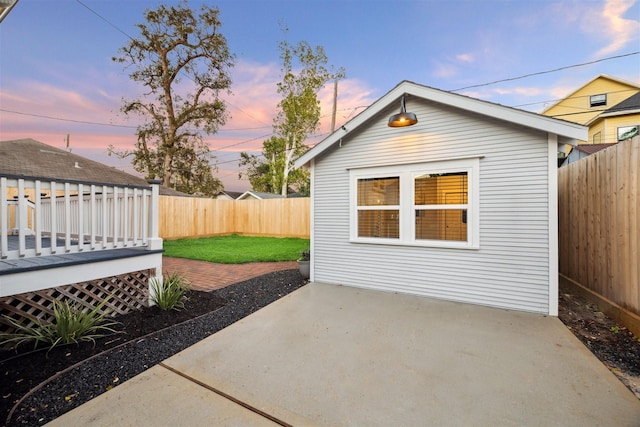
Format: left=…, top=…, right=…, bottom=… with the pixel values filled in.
left=350, top=158, right=479, bottom=249
left=414, top=172, right=468, bottom=241
left=357, top=177, right=400, bottom=239
left=590, top=94, right=607, bottom=107
left=618, top=125, right=639, bottom=141
left=593, top=132, right=602, bottom=144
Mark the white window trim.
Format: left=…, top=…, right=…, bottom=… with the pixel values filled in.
left=350, top=158, right=480, bottom=249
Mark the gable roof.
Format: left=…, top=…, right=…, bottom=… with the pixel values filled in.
left=585, top=92, right=640, bottom=126
left=296, top=81, right=587, bottom=168
left=216, top=190, right=244, bottom=199
left=0, top=138, right=189, bottom=196
left=541, top=74, right=640, bottom=115
left=572, top=143, right=617, bottom=155
left=237, top=190, right=284, bottom=200
left=601, top=91, right=640, bottom=115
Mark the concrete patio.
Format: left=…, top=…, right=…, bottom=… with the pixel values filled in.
left=47, top=283, right=640, bottom=426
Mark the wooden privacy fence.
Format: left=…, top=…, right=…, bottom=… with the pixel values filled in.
left=558, top=137, right=639, bottom=315
left=159, top=196, right=310, bottom=239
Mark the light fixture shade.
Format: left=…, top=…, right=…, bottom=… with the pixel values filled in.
left=388, top=95, right=418, bottom=127
left=0, top=0, right=18, bottom=24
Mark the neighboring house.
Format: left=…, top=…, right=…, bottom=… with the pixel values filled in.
left=0, top=138, right=189, bottom=197
left=237, top=190, right=284, bottom=200
left=295, top=81, right=587, bottom=316
left=542, top=74, right=640, bottom=147
left=214, top=191, right=243, bottom=200
left=586, top=92, right=640, bottom=145
left=0, top=138, right=165, bottom=332
left=560, top=143, right=616, bottom=166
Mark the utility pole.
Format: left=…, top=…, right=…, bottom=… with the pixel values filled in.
left=330, top=80, right=338, bottom=133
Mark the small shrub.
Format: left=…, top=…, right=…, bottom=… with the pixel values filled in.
left=299, top=249, right=310, bottom=262
left=150, top=272, right=191, bottom=311
left=0, top=297, right=119, bottom=352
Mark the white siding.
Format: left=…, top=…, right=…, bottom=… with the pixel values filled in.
left=312, top=99, right=553, bottom=314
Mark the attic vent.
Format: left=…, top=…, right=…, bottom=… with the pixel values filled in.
left=590, top=94, right=606, bottom=107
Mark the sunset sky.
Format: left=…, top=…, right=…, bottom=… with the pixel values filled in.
left=1, top=0, right=639, bottom=191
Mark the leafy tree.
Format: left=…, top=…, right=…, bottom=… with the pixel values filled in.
left=110, top=0, right=233, bottom=196
left=239, top=136, right=310, bottom=195
left=240, top=29, right=343, bottom=197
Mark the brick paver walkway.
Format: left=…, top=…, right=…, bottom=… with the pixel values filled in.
left=162, top=257, right=298, bottom=291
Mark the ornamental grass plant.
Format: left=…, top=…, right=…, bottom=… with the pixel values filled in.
left=150, top=272, right=191, bottom=311
left=0, top=297, right=119, bottom=352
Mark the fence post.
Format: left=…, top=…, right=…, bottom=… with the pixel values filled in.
left=17, top=180, right=27, bottom=256
left=146, top=180, right=164, bottom=307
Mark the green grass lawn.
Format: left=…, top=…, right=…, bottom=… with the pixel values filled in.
left=163, top=234, right=310, bottom=264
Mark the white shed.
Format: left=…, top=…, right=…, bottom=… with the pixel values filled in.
left=295, top=81, right=587, bottom=315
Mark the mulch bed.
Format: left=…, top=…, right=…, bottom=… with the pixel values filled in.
left=557, top=288, right=640, bottom=398
left=1, top=269, right=307, bottom=426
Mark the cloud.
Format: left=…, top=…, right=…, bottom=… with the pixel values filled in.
left=456, top=53, right=474, bottom=63
left=493, top=87, right=544, bottom=97
left=430, top=52, right=477, bottom=81
left=222, top=59, right=281, bottom=127
left=0, top=56, right=379, bottom=192
left=595, top=0, right=640, bottom=56
left=432, top=62, right=460, bottom=79
left=548, top=85, right=579, bottom=101
left=573, top=0, right=640, bottom=57
left=317, top=78, right=376, bottom=131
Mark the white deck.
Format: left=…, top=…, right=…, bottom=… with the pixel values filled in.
left=1, top=176, right=162, bottom=297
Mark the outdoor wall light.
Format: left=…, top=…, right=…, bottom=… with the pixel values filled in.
left=388, top=95, right=418, bottom=127
left=0, top=0, right=19, bottom=24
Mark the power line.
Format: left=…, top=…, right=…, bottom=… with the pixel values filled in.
left=74, top=0, right=271, bottom=129
left=14, top=2, right=640, bottom=179
left=548, top=109, right=610, bottom=118
left=225, top=100, right=272, bottom=127
left=513, top=88, right=638, bottom=110
left=75, top=0, right=134, bottom=40
left=210, top=132, right=326, bottom=169
left=451, top=51, right=640, bottom=92
left=220, top=125, right=272, bottom=131
left=0, top=108, right=137, bottom=128
left=210, top=133, right=274, bottom=152
left=0, top=108, right=274, bottom=132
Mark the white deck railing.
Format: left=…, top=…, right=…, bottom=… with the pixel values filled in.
left=1, top=176, right=160, bottom=260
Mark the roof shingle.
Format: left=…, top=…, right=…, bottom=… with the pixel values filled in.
left=0, top=138, right=190, bottom=196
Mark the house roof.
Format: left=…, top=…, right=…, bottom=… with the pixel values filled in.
left=598, top=91, right=640, bottom=117
left=237, top=191, right=284, bottom=200
left=296, top=81, right=588, bottom=168
left=541, top=74, right=640, bottom=115
left=216, top=190, right=244, bottom=199
left=585, top=92, right=640, bottom=126
left=572, top=144, right=617, bottom=155
left=604, top=91, right=640, bottom=113
left=0, top=138, right=189, bottom=197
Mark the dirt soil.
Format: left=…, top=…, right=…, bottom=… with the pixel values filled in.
left=1, top=275, right=638, bottom=426
left=557, top=287, right=640, bottom=398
